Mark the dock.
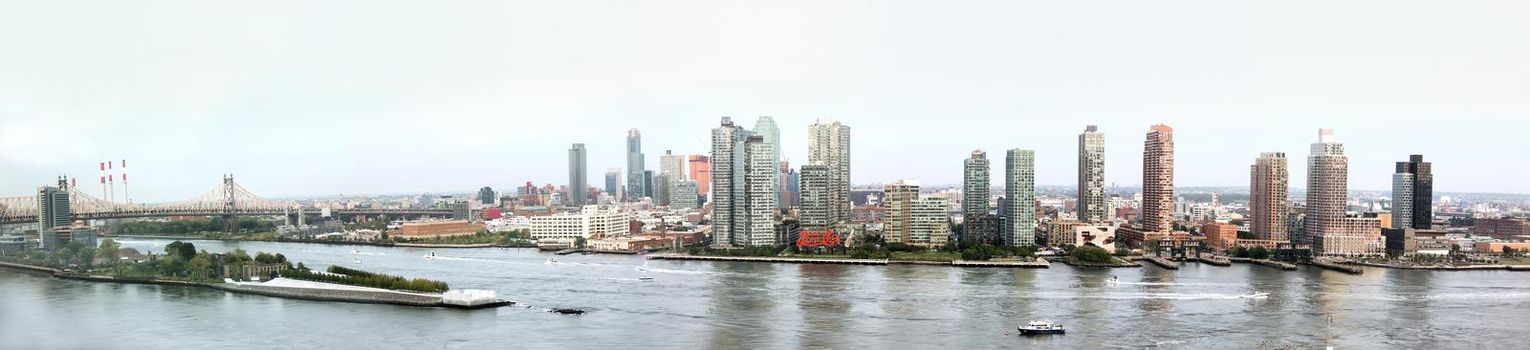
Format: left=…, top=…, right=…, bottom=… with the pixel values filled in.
left=1144, top=256, right=1180, bottom=270
left=646, top=254, right=888, bottom=265
left=1195, top=256, right=1232, bottom=267
left=951, top=259, right=1051, bottom=268
left=1309, top=260, right=1364, bottom=275
left=554, top=248, right=583, bottom=255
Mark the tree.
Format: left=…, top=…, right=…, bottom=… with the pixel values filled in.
left=1248, top=246, right=1270, bottom=260
left=255, top=252, right=278, bottom=264
left=165, top=241, right=197, bottom=260
left=187, top=255, right=214, bottom=281
left=1071, top=245, right=1113, bottom=263
left=574, top=236, right=587, bottom=248
left=95, top=239, right=122, bottom=264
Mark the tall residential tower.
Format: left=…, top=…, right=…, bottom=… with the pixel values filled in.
left=808, top=119, right=851, bottom=226
left=1141, top=125, right=1175, bottom=233
left=1250, top=152, right=1289, bottom=242
left=962, top=150, right=990, bottom=217
left=1005, top=149, right=1037, bottom=247
left=1392, top=155, right=1433, bottom=229
left=1077, top=126, right=1106, bottom=223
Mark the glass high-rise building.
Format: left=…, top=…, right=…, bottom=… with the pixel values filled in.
left=753, top=117, right=781, bottom=210
left=1077, top=125, right=1106, bottom=223
left=963, top=150, right=990, bottom=217
left=604, top=168, right=621, bottom=201
left=1392, top=155, right=1433, bottom=229
left=1250, top=152, right=1289, bottom=242
left=807, top=119, right=851, bottom=225
left=626, top=129, right=645, bottom=201
left=568, top=143, right=588, bottom=206
left=1005, top=149, right=1036, bottom=247
left=1141, top=125, right=1174, bottom=233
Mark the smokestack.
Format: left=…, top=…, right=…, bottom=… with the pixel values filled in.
left=99, top=162, right=107, bottom=200
left=121, top=159, right=129, bottom=204
left=108, top=161, right=116, bottom=203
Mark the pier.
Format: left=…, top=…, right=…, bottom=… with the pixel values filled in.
left=1144, top=256, right=1180, bottom=270
left=951, top=259, right=1051, bottom=268
left=1309, top=260, right=1364, bottom=275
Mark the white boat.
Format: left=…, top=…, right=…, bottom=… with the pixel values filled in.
left=1106, top=276, right=1120, bottom=286
left=424, top=251, right=438, bottom=260
left=545, top=258, right=558, bottom=265
left=1018, top=321, right=1066, bottom=335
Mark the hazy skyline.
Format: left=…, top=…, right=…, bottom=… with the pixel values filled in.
left=2, top=1, right=1528, bottom=201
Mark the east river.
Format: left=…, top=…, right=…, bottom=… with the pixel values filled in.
left=3, top=238, right=1528, bottom=349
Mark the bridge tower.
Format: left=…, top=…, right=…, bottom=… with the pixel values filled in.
left=223, top=175, right=238, bottom=234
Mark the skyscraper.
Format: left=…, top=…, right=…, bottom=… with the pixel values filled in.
left=1005, top=149, right=1036, bottom=247
left=1078, top=125, right=1106, bottom=223
left=1141, top=125, right=1175, bottom=233
left=660, top=150, right=686, bottom=180
left=1250, top=152, right=1289, bottom=242
left=687, top=155, right=712, bottom=196
left=754, top=117, right=781, bottom=210
left=734, top=135, right=778, bottom=246
left=785, top=166, right=800, bottom=209
left=568, top=143, right=588, bottom=206
left=711, top=118, right=746, bottom=245
left=963, top=150, right=990, bottom=217
left=799, top=164, right=832, bottom=230
left=1306, top=129, right=1382, bottom=256
left=643, top=170, right=655, bottom=198
left=1392, top=155, right=1434, bottom=229
left=626, top=129, right=645, bottom=201
left=808, top=119, right=851, bottom=225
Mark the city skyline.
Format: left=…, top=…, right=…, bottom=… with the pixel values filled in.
left=4, top=2, right=1529, bottom=200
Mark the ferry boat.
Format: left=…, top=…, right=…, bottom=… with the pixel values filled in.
left=1018, top=321, right=1066, bottom=336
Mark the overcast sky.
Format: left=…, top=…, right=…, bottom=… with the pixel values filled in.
left=2, top=1, right=1528, bottom=202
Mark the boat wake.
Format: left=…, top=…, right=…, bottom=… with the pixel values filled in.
left=640, top=267, right=708, bottom=275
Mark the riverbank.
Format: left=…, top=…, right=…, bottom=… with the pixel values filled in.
left=1349, top=261, right=1530, bottom=271
left=648, top=254, right=1053, bottom=268
left=0, top=261, right=512, bottom=309
left=109, top=235, right=537, bottom=249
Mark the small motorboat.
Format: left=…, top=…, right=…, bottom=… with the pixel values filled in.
left=424, top=251, right=438, bottom=260
left=545, top=258, right=558, bottom=265
left=1106, top=276, right=1120, bottom=286
left=1018, top=321, right=1066, bottom=336
left=638, top=275, right=654, bottom=281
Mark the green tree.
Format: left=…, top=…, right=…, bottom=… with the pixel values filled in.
left=187, top=255, right=214, bottom=281
left=1071, top=245, right=1114, bottom=263
left=165, top=241, right=197, bottom=260
left=1248, top=246, right=1270, bottom=260
left=574, top=236, right=588, bottom=248
left=95, top=239, right=122, bottom=264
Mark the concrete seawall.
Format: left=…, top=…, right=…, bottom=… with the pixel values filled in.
left=648, top=254, right=889, bottom=265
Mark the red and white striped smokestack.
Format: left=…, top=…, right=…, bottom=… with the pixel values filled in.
left=99, top=162, right=108, bottom=200
left=121, top=159, right=130, bottom=204
left=108, top=160, right=116, bottom=203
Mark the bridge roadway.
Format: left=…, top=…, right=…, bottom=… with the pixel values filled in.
left=0, top=208, right=454, bottom=225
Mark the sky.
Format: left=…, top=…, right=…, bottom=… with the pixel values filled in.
left=1, top=1, right=1528, bottom=202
